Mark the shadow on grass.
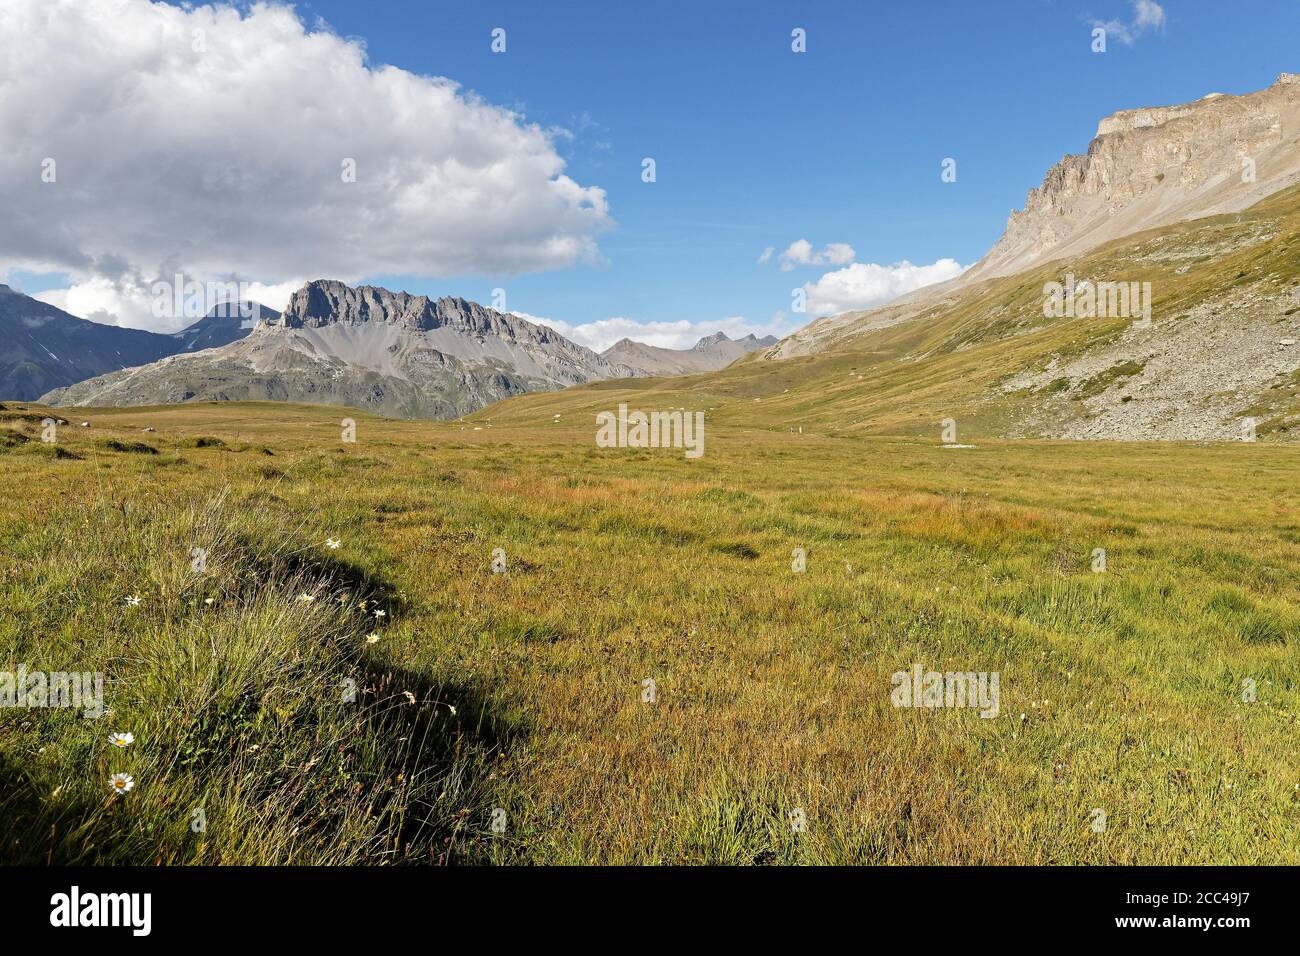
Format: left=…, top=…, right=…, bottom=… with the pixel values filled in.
left=248, top=544, right=526, bottom=863
left=0, top=750, right=101, bottom=865
left=0, top=534, right=524, bottom=865
left=350, top=661, right=519, bottom=864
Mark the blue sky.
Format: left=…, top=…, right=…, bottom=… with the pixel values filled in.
left=8, top=0, right=1300, bottom=349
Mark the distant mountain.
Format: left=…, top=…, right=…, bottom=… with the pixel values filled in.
left=171, top=302, right=277, bottom=352
left=601, top=331, right=777, bottom=376
left=0, top=286, right=270, bottom=401
left=0, top=284, right=182, bottom=400
left=42, top=280, right=640, bottom=419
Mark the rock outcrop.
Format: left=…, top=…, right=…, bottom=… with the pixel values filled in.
left=969, top=73, right=1300, bottom=280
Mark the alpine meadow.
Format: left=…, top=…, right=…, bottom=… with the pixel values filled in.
left=1, top=0, right=1298, bottom=920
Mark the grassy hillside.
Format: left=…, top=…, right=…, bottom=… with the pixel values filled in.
left=1, top=400, right=1297, bottom=863
left=479, top=183, right=1300, bottom=442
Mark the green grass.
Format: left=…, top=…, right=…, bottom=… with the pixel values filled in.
left=1, top=402, right=1297, bottom=864
left=1074, top=360, right=1147, bottom=400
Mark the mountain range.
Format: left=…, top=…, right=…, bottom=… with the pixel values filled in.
left=740, top=73, right=1300, bottom=441
left=601, top=331, right=777, bottom=376
left=170, top=302, right=280, bottom=353
left=19, top=73, right=1300, bottom=438
left=35, top=281, right=775, bottom=418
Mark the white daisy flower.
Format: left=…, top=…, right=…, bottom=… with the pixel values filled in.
left=108, top=732, right=133, bottom=748
left=325, top=538, right=341, bottom=550
left=109, top=773, right=134, bottom=794
left=124, top=595, right=141, bottom=607
left=298, top=594, right=315, bottom=603
left=365, top=633, right=379, bottom=644
left=373, top=609, right=386, bottom=619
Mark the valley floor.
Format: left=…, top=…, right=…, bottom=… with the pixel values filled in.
left=1, top=401, right=1297, bottom=864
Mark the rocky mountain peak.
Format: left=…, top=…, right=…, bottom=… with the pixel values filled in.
left=692, top=331, right=730, bottom=350
left=282, top=280, right=435, bottom=330
left=278, top=280, right=548, bottom=343
left=969, top=72, right=1300, bottom=280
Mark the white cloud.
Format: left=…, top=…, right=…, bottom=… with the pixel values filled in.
left=801, top=259, right=966, bottom=316
left=1093, top=0, right=1165, bottom=45
left=1, top=0, right=611, bottom=329
left=1134, top=0, right=1166, bottom=30
left=513, top=312, right=785, bottom=353
left=32, top=277, right=304, bottom=331
left=776, top=239, right=857, bottom=271
left=757, top=246, right=774, bottom=265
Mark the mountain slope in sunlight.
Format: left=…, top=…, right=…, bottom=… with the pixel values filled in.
left=479, top=184, right=1300, bottom=442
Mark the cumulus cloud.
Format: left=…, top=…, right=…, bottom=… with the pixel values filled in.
left=513, top=312, right=784, bottom=353
left=800, top=259, right=966, bottom=316
left=1093, top=0, right=1166, bottom=46
left=775, top=239, right=857, bottom=271
left=32, top=277, right=305, bottom=328
left=0, top=0, right=611, bottom=329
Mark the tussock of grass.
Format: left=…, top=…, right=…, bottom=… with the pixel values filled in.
left=0, top=410, right=64, bottom=425
left=0, top=493, right=500, bottom=864
left=97, top=438, right=159, bottom=455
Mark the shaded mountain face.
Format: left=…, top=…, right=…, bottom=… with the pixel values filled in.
left=171, top=302, right=276, bottom=352
left=41, top=280, right=640, bottom=419
left=0, top=287, right=272, bottom=400
left=601, top=332, right=777, bottom=376
left=0, top=284, right=182, bottom=400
